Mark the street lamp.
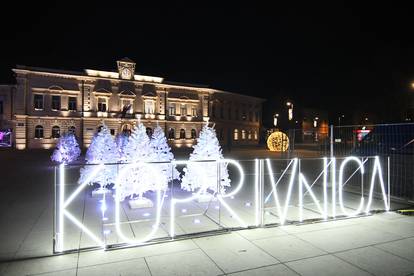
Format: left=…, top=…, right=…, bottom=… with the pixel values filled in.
left=313, top=117, right=319, bottom=142
left=338, top=114, right=344, bottom=126
left=273, top=113, right=279, bottom=127
left=286, top=101, right=293, bottom=121
left=313, top=117, right=319, bottom=128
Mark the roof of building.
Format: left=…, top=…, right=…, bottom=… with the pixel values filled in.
left=13, top=64, right=266, bottom=101
left=118, top=57, right=135, bottom=63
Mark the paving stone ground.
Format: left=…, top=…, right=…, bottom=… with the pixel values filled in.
left=1, top=213, right=414, bottom=275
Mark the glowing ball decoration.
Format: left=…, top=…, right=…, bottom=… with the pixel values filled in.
left=267, top=131, right=289, bottom=152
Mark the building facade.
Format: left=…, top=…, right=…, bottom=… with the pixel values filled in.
left=0, top=58, right=264, bottom=149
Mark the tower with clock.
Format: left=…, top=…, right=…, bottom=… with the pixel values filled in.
left=117, top=57, right=136, bottom=80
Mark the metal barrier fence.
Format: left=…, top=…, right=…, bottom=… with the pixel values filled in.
left=54, top=156, right=398, bottom=253
left=287, top=123, right=414, bottom=201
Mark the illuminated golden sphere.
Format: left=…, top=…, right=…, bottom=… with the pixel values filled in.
left=267, top=131, right=289, bottom=152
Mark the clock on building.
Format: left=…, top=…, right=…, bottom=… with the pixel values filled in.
left=117, top=58, right=136, bottom=80
left=121, top=68, right=132, bottom=80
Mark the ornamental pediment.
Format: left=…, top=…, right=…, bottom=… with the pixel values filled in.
left=119, top=90, right=136, bottom=97
left=94, top=79, right=112, bottom=92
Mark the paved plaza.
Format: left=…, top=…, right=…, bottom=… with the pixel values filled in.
left=1, top=212, right=414, bottom=275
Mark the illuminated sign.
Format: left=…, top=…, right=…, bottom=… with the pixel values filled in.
left=56, top=156, right=390, bottom=252
left=356, top=129, right=371, bottom=142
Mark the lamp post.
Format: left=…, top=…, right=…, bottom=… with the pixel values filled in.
left=313, top=117, right=319, bottom=142
left=338, top=114, right=344, bottom=127
left=273, top=113, right=279, bottom=127
left=313, top=116, right=319, bottom=128
left=286, top=101, right=293, bottom=121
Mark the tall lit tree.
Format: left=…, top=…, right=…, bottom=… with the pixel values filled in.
left=115, top=132, right=129, bottom=162
left=78, top=124, right=119, bottom=191
left=150, top=125, right=180, bottom=181
left=51, top=132, right=81, bottom=164
left=181, top=123, right=231, bottom=195
left=118, top=122, right=166, bottom=203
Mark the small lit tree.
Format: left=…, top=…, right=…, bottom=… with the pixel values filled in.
left=51, top=132, right=81, bottom=164
left=78, top=124, right=119, bottom=192
left=181, top=123, right=231, bottom=195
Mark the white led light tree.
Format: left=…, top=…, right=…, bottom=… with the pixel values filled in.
left=78, top=124, right=119, bottom=195
left=181, top=123, right=231, bottom=201
left=51, top=132, right=81, bottom=164
left=118, top=122, right=165, bottom=208
left=150, top=125, right=180, bottom=182
left=115, top=132, right=130, bottom=162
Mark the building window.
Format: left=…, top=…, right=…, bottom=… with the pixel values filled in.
left=241, top=129, right=246, bottom=140
left=235, top=109, right=239, bottom=120
left=122, top=99, right=133, bottom=114
left=248, top=131, right=252, bottom=140
left=34, top=94, right=44, bottom=110
left=35, top=125, right=44, bottom=139
left=52, top=126, right=60, bottom=139
left=68, top=126, right=76, bottom=135
left=168, top=128, right=175, bottom=139
left=234, top=129, right=239, bottom=140
left=211, top=106, right=216, bottom=118
left=181, top=105, right=187, bottom=116
left=255, top=111, right=259, bottom=122
left=191, top=107, right=197, bottom=116
left=242, top=111, right=247, bottom=121
left=0, top=100, right=3, bottom=114
left=180, top=129, right=186, bottom=139
left=51, top=95, right=61, bottom=110
left=228, top=107, right=232, bottom=120
left=110, top=129, right=115, bottom=135
left=249, top=111, right=253, bottom=122
left=68, top=97, right=77, bottom=111
left=144, top=100, right=154, bottom=114
left=168, top=104, right=176, bottom=115
left=146, top=127, right=153, bottom=137
left=122, top=124, right=131, bottom=135
left=254, top=130, right=258, bottom=140
left=191, top=129, right=196, bottom=139
left=220, top=107, right=224, bottom=119
left=98, top=98, right=107, bottom=112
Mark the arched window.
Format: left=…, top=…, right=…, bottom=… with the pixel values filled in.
left=180, top=129, right=186, bottom=139
left=35, top=125, right=43, bottom=139
left=254, top=130, right=258, bottom=140
left=52, top=126, right=60, bottom=139
left=241, top=129, right=246, bottom=140
left=191, top=129, right=196, bottom=139
left=168, top=128, right=175, bottom=140
left=234, top=129, right=239, bottom=140
left=146, top=127, right=153, bottom=137
left=68, top=126, right=76, bottom=135
left=248, top=131, right=252, bottom=140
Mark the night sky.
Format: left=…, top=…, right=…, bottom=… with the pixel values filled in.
left=1, top=2, right=413, bottom=124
